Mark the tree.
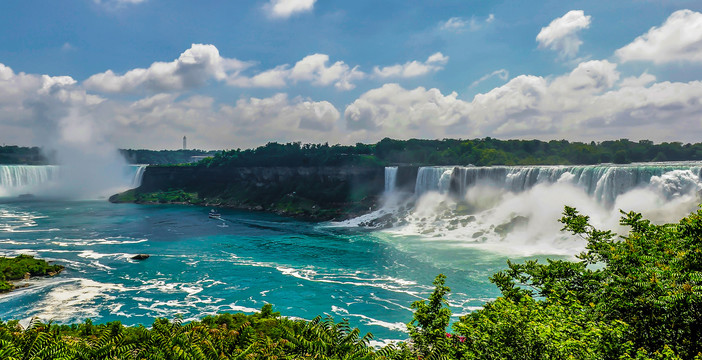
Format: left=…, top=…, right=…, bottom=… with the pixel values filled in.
left=407, top=274, right=452, bottom=357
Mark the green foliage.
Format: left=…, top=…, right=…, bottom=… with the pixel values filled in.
left=0, top=255, right=63, bottom=293
left=458, top=206, right=702, bottom=359
left=133, top=190, right=201, bottom=204
left=8, top=138, right=702, bottom=166
left=0, top=145, right=47, bottom=165
left=194, top=138, right=702, bottom=168
left=119, top=149, right=217, bottom=165
left=0, top=304, right=383, bottom=360
left=407, top=274, right=452, bottom=358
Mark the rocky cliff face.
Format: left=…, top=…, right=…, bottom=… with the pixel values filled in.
left=113, top=165, right=386, bottom=220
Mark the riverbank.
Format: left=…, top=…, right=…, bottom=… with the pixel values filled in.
left=0, top=255, right=64, bottom=293
left=109, top=188, right=379, bottom=221
left=109, top=165, right=386, bottom=221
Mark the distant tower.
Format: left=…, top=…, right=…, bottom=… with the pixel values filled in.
left=183, top=136, right=187, bottom=150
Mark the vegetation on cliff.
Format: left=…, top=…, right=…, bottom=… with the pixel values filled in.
left=0, top=255, right=64, bottom=292
left=3, top=207, right=702, bottom=358
left=199, top=138, right=702, bottom=168
left=110, top=186, right=373, bottom=221
left=119, top=149, right=217, bottom=165
left=6, top=138, right=702, bottom=166
left=0, top=146, right=47, bottom=165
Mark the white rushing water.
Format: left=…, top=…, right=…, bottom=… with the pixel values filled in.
left=0, top=165, right=147, bottom=198
left=338, top=162, right=702, bottom=256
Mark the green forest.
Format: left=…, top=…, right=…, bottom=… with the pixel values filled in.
left=198, top=138, right=702, bottom=168
left=119, top=149, right=217, bottom=165
left=2, top=207, right=701, bottom=359
left=5, top=138, right=702, bottom=166
left=0, top=146, right=47, bottom=165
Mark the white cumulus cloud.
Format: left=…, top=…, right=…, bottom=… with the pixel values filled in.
left=616, top=9, right=702, bottom=64
left=264, top=0, right=316, bottom=19
left=344, top=83, right=472, bottom=140
left=344, top=59, right=702, bottom=143
left=84, top=44, right=251, bottom=94
left=230, top=54, right=364, bottom=90
left=373, top=52, right=449, bottom=79
left=536, top=10, right=591, bottom=58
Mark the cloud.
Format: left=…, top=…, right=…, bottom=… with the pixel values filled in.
left=616, top=9, right=702, bottom=64
left=290, top=54, right=364, bottom=90
left=468, top=60, right=702, bottom=140
left=93, top=0, right=147, bottom=9
left=373, top=52, right=449, bottom=79
left=0, top=62, right=108, bottom=152
left=536, top=10, right=591, bottom=58
left=470, top=69, right=509, bottom=88
left=439, top=14, right=495, bottom=33
left=344, top=83, right=472, bottom=140
left=101, top=92, right=341, bottom=149
left=84, top=44, right=251, bottom=93
left=344, top=59, right=702, bottom=143
left=619, top=72, right=656, bottom=88
left=264, top=0, right=316, bottom=19
left=230, top=54, right=364, bottom=90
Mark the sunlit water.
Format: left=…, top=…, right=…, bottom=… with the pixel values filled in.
left=2, top=162, right=701, bottom=342
left=0, top=200, right=540, bottom=342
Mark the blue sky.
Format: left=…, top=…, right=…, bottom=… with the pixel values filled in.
left=1, top=0, right=702, bottom=150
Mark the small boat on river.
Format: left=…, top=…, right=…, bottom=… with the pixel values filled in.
left=208, top=209, right=221, bottom=219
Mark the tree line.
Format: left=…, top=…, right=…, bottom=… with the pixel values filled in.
left=198, top=138, right=702, bottom=168
left=5, top=139, right=702, bottom=166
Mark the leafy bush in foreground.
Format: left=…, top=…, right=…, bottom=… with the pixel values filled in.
left=2, top=207, right=702, bottom=359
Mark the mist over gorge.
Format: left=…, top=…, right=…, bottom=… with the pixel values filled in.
left=340, top=163, right=702, bottom=257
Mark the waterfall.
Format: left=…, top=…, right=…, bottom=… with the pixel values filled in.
left=384, top=167, right=398, bottom=193
left=361, top=162, right=702, bottom=254
left=414, top=167, right=454, bottom=195
left=130, top=165, right=147, bottom=188
left=0, top=165, right=60, bottom=195
left=404, top=163, right=702, bottom=206
left=1, top=164, right=149, bottom=198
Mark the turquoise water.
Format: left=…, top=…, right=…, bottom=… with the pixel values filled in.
left=4, top=163, right=702, bottom=342
left=0, top=200, right=546, bottom=342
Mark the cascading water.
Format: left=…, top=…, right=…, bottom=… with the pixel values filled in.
left=446, top=164, right=702, bottom=205
left=371, top=162, right=702, bottom=256
left=129, top=165, right=147, bottom=189
left=0, top=164, right=148, bottom=198
left=384, top=167, right=398, bottom=194
left=414, top=167, right=454, bottom=195
left=0, top=165, right=60, bottom=197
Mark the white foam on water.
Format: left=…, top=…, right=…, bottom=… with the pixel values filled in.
left=275, top=266, right=426, bottom=297
left=21, top=278, right=126, bottom=323
left=331, top=305, right=407, bottom=333
left=351, top=164, right=702, bottom=258
left=228, top=304, right=260, bottom=313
